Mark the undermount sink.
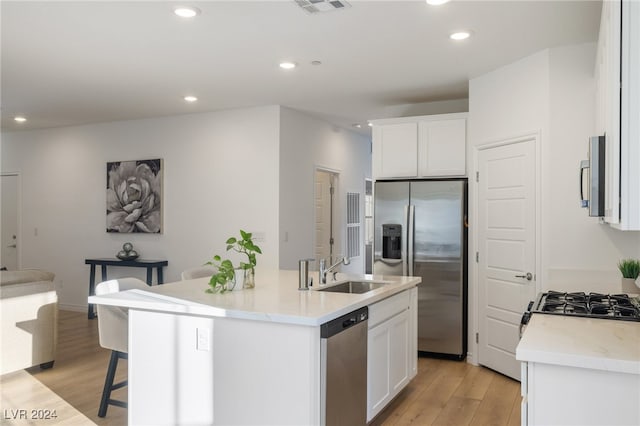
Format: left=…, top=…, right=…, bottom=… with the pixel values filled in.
left=318, top=281, right=386, bottom=294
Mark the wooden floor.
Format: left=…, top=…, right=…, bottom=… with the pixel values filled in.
left=6, top=310, right=128, bottom=426
left=371, top=358, right=521, bottom=426
left=2, top=310, right=520, bottom=425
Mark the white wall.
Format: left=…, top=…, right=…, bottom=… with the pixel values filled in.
left=468, top=42, right=640, bottom=362
left=545, top=44, right=640, bottom=291
left=1, top=106, right=280, bottom=310
left=469, top=50, right=550, bottom=145
left=279, top=107, right=371, bottom=274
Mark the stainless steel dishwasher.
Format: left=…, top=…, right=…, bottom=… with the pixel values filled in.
left=320, top=306, right=368, bottom=426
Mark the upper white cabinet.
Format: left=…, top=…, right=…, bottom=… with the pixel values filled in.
left=596, top=0, right=640, bottom=230
left=373, top=122, right=419, bottom=177
left=371, top=113, right=467, bottom=179
left=418, top=119, right=467, bottom=176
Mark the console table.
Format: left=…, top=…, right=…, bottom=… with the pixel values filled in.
left=85, top=258, right=168, bottom=319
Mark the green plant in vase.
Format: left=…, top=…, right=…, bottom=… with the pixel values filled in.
left=617, top=258, right=640, bottom=294
left=205, top=255, right=236, bottom=293
left=226, top=230, right=262, bottom=289
left=618, top=258, right=640, bottom=279
left=205, top=230, right=262, bottom=293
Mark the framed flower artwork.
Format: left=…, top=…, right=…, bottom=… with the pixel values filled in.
left=106, top=158, right=163, bottom=233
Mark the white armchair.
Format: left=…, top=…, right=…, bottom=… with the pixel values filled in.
left=95, top=277, right=148, bottom=417
left=0, top=270, right=57, bottom=375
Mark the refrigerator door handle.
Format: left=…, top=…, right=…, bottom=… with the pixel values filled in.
left=408, top=205, right=415, bottom=276
left=402, top=205, right=409, bottom=276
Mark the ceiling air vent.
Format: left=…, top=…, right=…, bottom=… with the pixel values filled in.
left=294, top=0, right=351, bottom=14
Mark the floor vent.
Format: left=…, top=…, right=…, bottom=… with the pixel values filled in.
left=294, top=0, right=351, bottom=14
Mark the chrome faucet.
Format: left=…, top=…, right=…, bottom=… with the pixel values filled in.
left=319, top=257, right=350, bottom=284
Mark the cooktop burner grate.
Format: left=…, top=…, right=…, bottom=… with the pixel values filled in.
left=532, top=291, right=640, bottom=321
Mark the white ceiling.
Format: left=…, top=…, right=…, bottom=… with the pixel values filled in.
left=1, top=0, right=602, bottom=134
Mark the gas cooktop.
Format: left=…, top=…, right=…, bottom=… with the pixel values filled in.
left=531, top=291, right=640, bottom=322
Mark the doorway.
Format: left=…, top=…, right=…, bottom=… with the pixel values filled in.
left=1, top=173, right=20, bottom=270
left=476, top=135, right=538, bottom=380
left=315, top=169, right=339, bottom=268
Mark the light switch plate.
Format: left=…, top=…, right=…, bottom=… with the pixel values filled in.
left=196, top=328, right=210, bottom=351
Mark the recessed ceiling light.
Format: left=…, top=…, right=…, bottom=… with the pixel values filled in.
left=184, top=95, right=198, bottom=102
left=174, top=6, right=200, bottom=18
left=311, top=60, right=322, bottom=66
left=279, top=62, right=297, bottom=70
left=352, top=123, right=362, bottom=129
left=426, top=0, right=450, bottom=5
left=450, top=31, right=471, bottom=40
left=14, top=116, right=27, bottom=123
left=367, top=122, right=373, bottom=127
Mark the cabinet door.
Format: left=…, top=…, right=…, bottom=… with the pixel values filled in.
left=373, top=122, right=418, bottom=178
left=619, top=0, right=640, bottom=230
left=366, top=309, right=410, bottom=422
left=599, top=0, right=622, bottom=224
left=367, top=321, right=390, bottom=421
left=601, top=0, right=640, bottom=230
left=388, top=310, right=410, bottom=394
left=418, top=119, right=466, bottom=176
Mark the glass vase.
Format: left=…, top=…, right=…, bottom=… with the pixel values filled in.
left=243, top=268, right=255, bottom=289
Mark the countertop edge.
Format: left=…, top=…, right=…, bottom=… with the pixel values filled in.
left=515, top=347, right=640, bottom=375
left=89, top=275, right=419, bottom=326
left=516, top=314, right=640, bottom=375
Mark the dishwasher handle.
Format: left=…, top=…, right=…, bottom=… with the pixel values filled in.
left=321, top=306, right=368, bottom=339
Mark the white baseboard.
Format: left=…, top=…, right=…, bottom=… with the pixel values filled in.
left=466, top=351, right=477, bottom=365
left=58, top=303, right=86, bottom=313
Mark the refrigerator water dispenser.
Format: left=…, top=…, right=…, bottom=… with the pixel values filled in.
left=382, top=224, right=402, bottom=259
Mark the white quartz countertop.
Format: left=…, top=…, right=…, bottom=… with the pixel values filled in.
left=516, top=313, right=640, bottom=375
left=88, top=269, right=420, bottom=326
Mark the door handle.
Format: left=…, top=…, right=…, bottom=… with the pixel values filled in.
left=580, top=159, right=589, bottom=208
left=515, top=272, right=533, bottom=281
left=7, top=244, right=17, bottom=248
left=408, top=205, right=415, bottom=276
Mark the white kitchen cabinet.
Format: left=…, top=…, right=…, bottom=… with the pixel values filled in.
left=372, top=122, right=418, bottom=178
left=418, top=118, right=466, bottom=176
left=516, top=314, right=640, bottom=426
left=596, top=0, right=640, bottom=230
left=367, top=289, right=416, bottom=422
left=520, top=361, right=640, bottom=425
left=371, top=113, right=467, bottom=179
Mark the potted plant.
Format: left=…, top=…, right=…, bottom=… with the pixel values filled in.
left=205, top=230, right=262, bottom=293
left=225, top=230, right=262, bottom=289
left=617, top=258, right=640, bottom=294
left=205, top=256, right=236, bottom=293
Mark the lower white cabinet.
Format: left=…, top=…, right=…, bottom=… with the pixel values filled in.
left=367, top=288, right=417, bottom=422
left=520, top=361, right=640, bottom=425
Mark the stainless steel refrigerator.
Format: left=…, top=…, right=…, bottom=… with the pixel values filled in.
left=374, top=179, right=467, bottom=359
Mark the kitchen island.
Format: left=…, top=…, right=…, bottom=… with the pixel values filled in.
left=516, top=314, right=640, bottom=425
left=89, top=270, right=420, bottom=425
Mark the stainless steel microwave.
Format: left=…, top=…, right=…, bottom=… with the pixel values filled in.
left=580, top=135, right=605, bottom=217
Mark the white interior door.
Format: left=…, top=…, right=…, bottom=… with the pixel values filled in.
left=1, top=174, right=20, bottom=270
left=477, top=137, right=537, bottom=380
left=315, top=170, right=336, bottom=267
